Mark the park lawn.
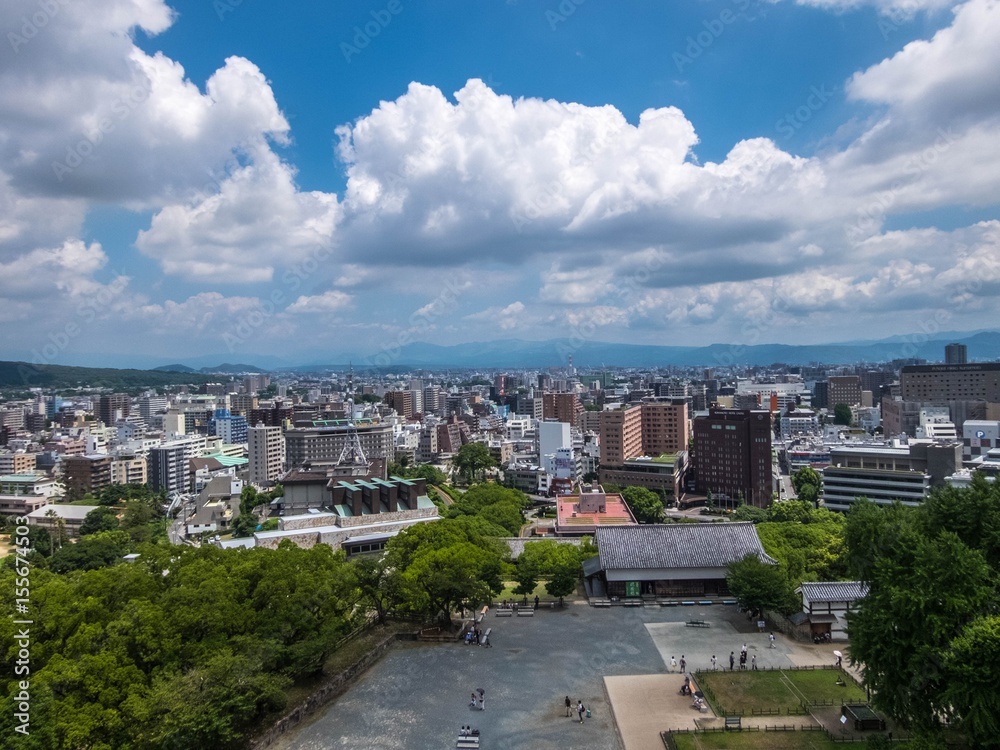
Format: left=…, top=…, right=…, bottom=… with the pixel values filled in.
left=496, top=580, right=551, bottom=602
left=672, top=731, right=843, bottom=750
left=782, top=669, right=866, bottom=705
left=696, top=669, right=864, bottom=714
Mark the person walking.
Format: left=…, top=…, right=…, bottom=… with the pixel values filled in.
left=469, top=693, right=478, bottom=708
left=679, top=655, right=686, bottom=673
left=711, top=654, right=717, bottom=671
left=769, top=632, right=775, bottom=649
left=480, top=690, right=486, bottom=710
left=534, top=595, right=540, bottom=610
left=565, top=695, right=571, bottom=717
left=751, top=655, right=757, bottom=671
left=741, top=642, right=748, bottom=656
left=577, top=700, right=585, bottom=723
left=669, top=655, right=677, bottom=672
left=739, top=652, right=747, bottom=670
left=729, top=651, right=735, bottom=671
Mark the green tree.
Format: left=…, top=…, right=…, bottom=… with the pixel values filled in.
left=512, top=554, right=539, bottom=602
left=451, top=442, right=497, bottom=483
left=791, top=466, right=821, bottom=505
left=231, top=512, right=259, bottom=538
left=725, top=554, right=798, bottom=616
left=79, top=506, right=120, bottom=536
left=544, top=544, right=581, bottom=604
left=732, top=504, right=768, bottom=523
left=350, top=554, right=403, bottom=625
left=833, top=403, right=853, bottom=425
left=620, top=486, right=664, bottom=524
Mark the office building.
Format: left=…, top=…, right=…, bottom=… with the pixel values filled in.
left=284, top=419, right=394, bottom=469
left=900, top=363, right=1000, bottom=402
left=945, top=343, right=968, bottom=365
left=827, top=376, right=862, bottom=409
left=821, top=441, right=962, bottom=512
left=692, top=407, right=773, bottom=508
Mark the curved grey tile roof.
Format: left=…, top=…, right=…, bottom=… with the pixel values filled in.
left=595, top=522, right=776, bottom=570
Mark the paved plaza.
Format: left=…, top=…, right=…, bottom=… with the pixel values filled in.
left=273, top=603, right=844, bottom=750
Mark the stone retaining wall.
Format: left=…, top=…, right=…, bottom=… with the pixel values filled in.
left=249, top=633, right=397, bottom=749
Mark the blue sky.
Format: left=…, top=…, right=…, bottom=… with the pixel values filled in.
left=1, top=0, right=998, bottom=368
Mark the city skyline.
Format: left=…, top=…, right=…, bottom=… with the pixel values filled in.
left=2, top=0, right=999, bottom=368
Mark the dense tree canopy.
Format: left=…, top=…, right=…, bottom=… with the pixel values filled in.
left=445, top=483, right=528, bottom=536
left=725, top=554, right=799, bottom=616
left=0, top=542, right=358, bottom=749
left=833, top=403, right=853, bottom=425
left=790, top=467, right=821, bottom=505
left=620, top=486, right=664, bottom=524
left=846, top=478, right=1000, bottom=747
left=451, top=442, right=497, bottom=483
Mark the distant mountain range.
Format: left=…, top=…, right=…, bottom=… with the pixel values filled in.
left=153, top=363, right=267, bottom=375
left=0, top=361, right=216, bottom=390
left=290, top=330, right=1000, bottom=370
left=9, top=330, right=1000, bottom=376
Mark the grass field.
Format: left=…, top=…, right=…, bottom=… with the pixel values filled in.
left=696, top=669, right=866, bottom=713
left=671, top=730, right=844, bottom=750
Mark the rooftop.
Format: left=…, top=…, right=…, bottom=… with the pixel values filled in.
left=594, top=522, right=776, bottom=571
left=798, top=581, right=869, bottom=602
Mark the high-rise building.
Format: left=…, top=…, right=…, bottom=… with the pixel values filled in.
left=639, top=399, right=689, bottom=457
left=692, top=407, right=773, bottom=508
left=98, top=394, right=130, bottom=426
left=138, top=395, right=168, bottom=422
left=542, top=392, right=584, bottom=428
left=945, top=343, right=968, bottom=365
left=248, top=424, right=285, bottom=484
left=827, top=376, right=862, bottom=409
left=538, top=420, right=572, bottom=460
left=384, top=390, right=414, bottom=419
left=599, top=406, right=644, bottom=466
left=149, top=437, right=203, bottom=495
left=62, top=454, right=112, bottom=501
left=110, top=456, right=147, bottom=485
left=209, top=409, right=248, bottom=444
left=284, top=419, right=394, bottom=469
left=900, top=363, right=1000, bottom=402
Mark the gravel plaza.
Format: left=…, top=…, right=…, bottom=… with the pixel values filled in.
left=272, top=602, right=845, bottom=750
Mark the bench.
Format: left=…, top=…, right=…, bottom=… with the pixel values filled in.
left=681, top=601, right=696, bottom=606
left=481, top=627, right=492, bottom=647
left=494, top=609, right=512, bottom=617
left=592, top=600, right=612, bottom=608
left=623, top=599, right=643, bottom=607
left=698, top=600, right=713, bottom=606
left=722, top=599, right=738, bottom=605
left=686, top=620, right=709, bottom=628
left=457, top=738, right=480, bottom=748
left=725, top=716, right=742, bottom=730
left=658, top=599, right=679, bottom=606
left=517, top=607, right=534, bottom=616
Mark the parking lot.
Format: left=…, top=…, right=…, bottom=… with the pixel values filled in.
left=272, top=602, right=841, bottom=750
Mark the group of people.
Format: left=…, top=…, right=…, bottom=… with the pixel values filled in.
left=668, top=654, right=686, bottom=673
left=458, top=726, right=480, bottom=737
left=469, top=690, right=486, bottom=710
left=564, top=696, right=587, bottom=723
left=726, top=643, right=757, bottom=671
left=464, top=626, right=490, bottom=647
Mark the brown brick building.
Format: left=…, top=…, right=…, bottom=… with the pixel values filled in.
left=692, top=407, right=773, bottom=508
